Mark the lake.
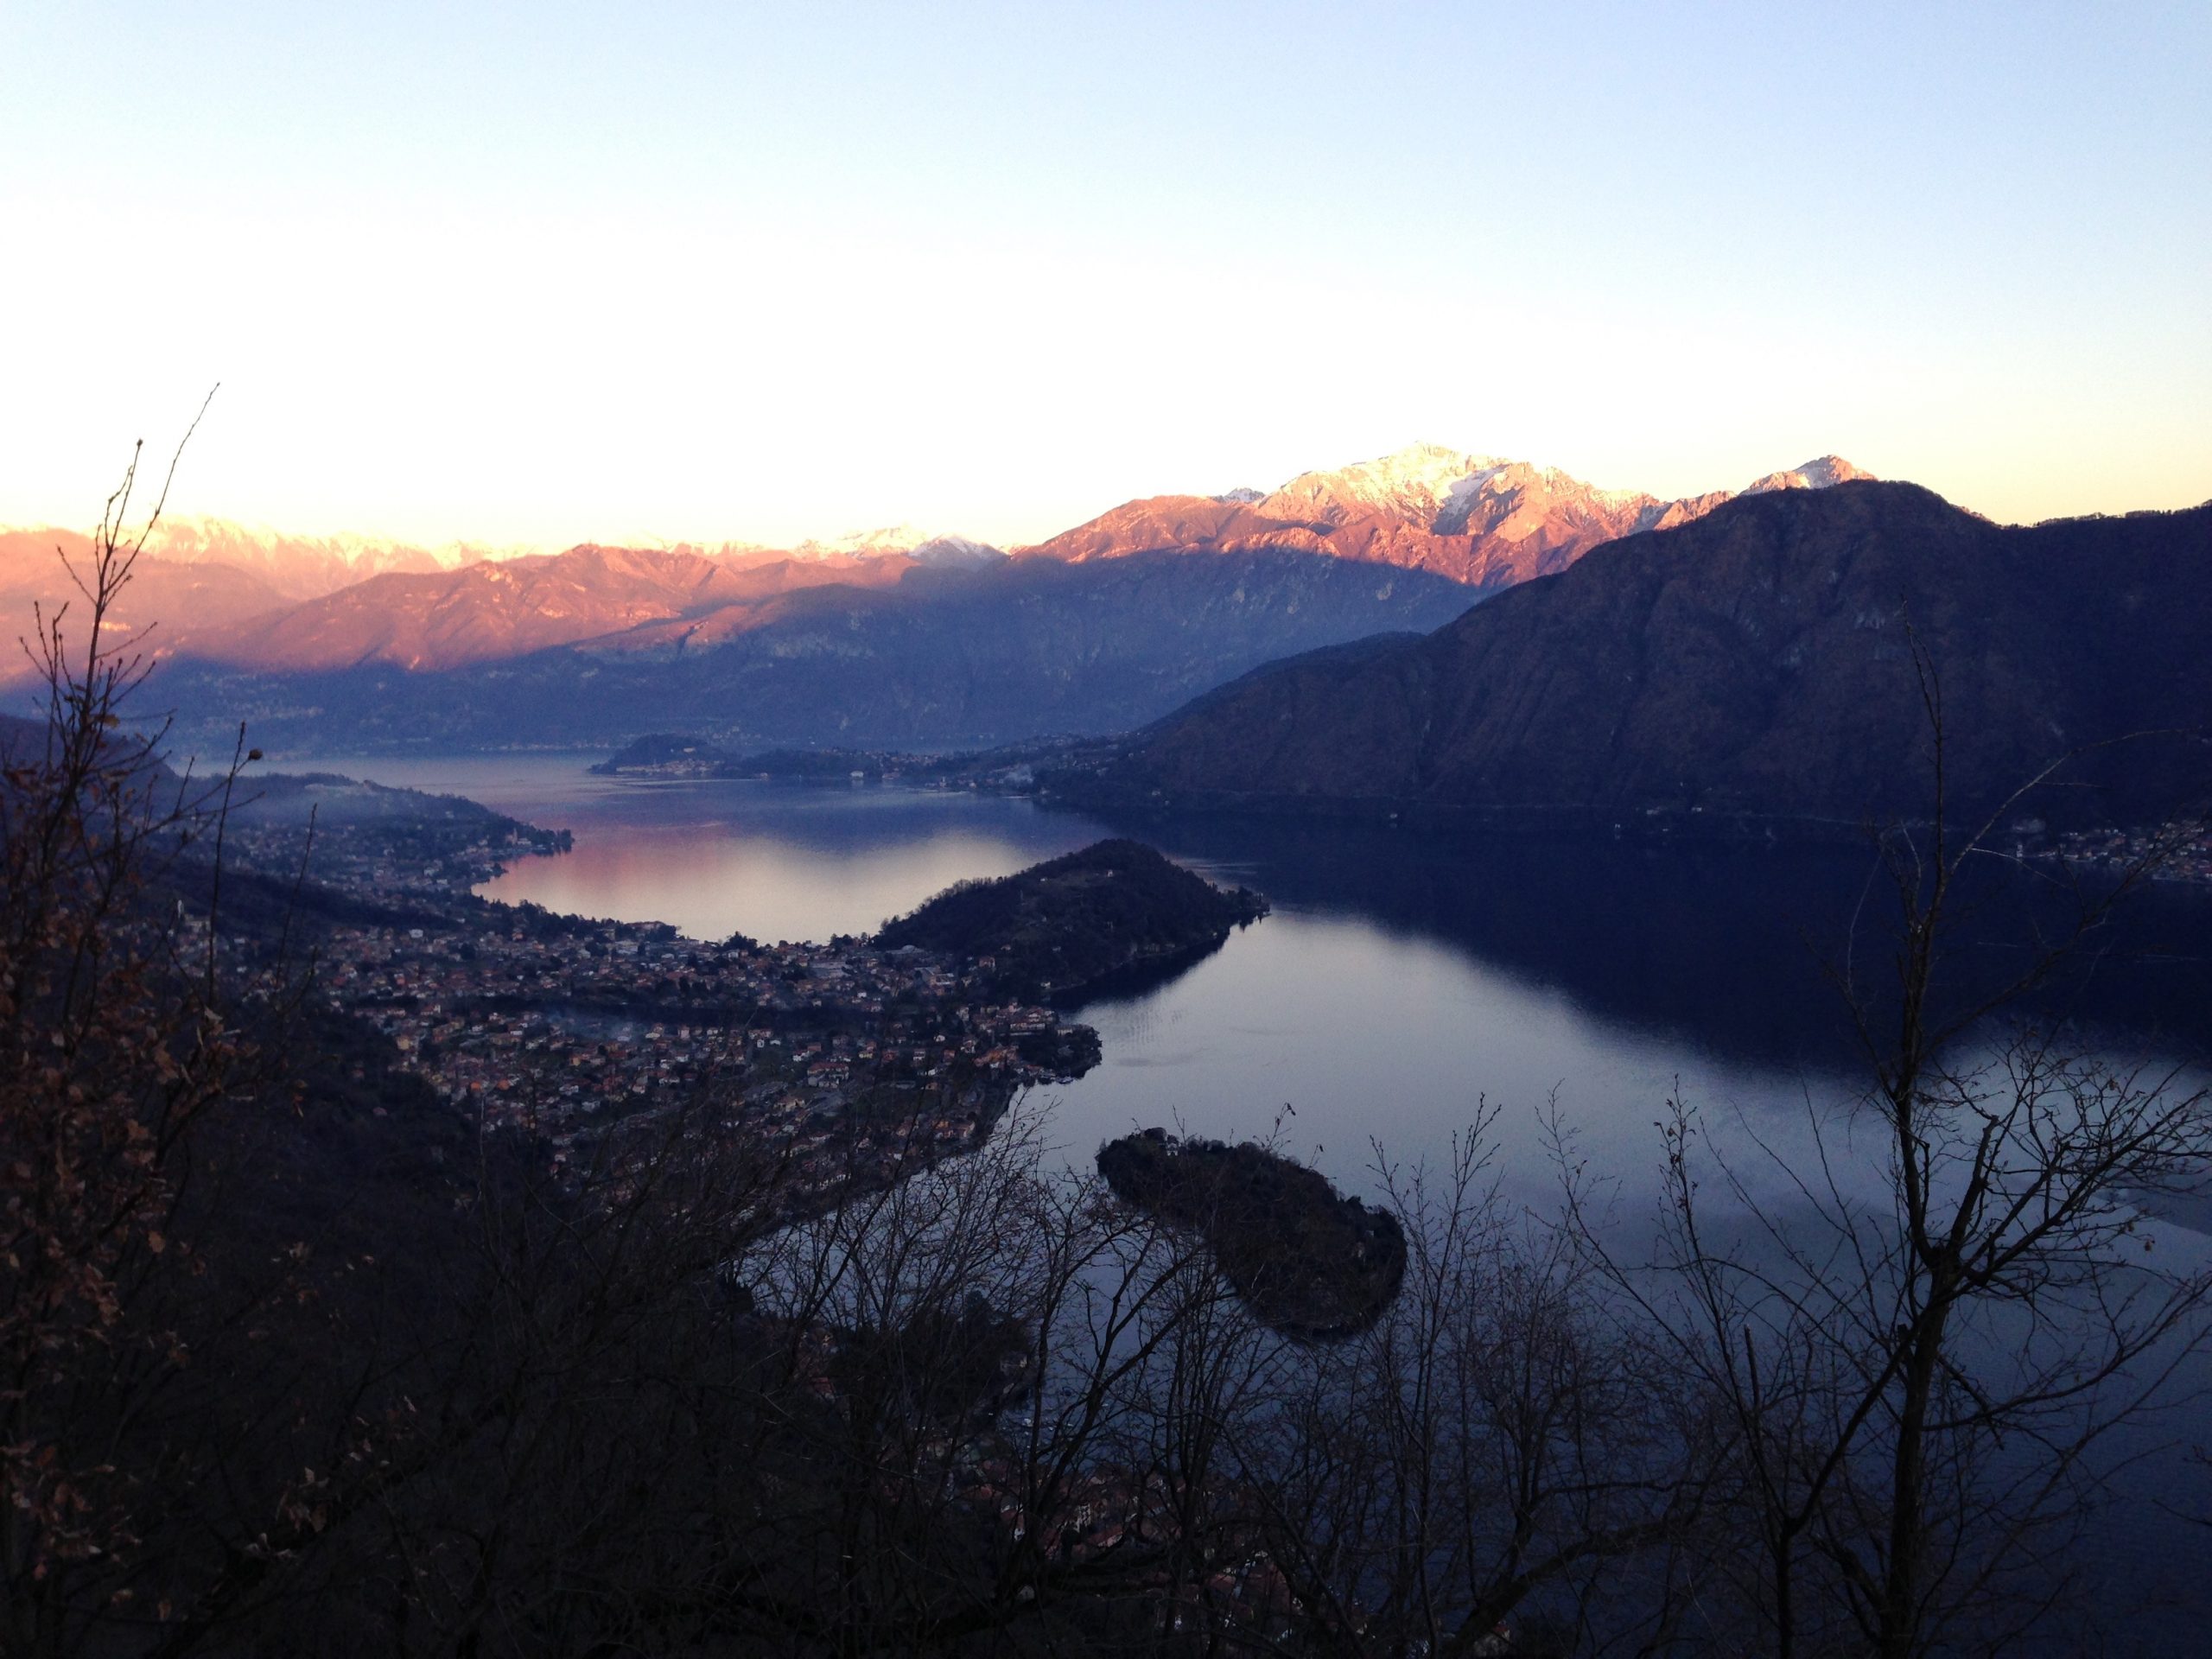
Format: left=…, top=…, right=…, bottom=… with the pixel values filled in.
left=266, top=753, right=2212, bottom=1213
left=271, top=752, right=2212, bottom=1211
left=261, top=752, right=2212, bottom=1643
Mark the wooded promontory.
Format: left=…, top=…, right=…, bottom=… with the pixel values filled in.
left=874, top=839, right=1266, bottom=1001
left=1096, top=1129, right=1406, bottom=1338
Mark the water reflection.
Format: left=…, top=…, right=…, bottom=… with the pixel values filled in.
left=1039, top=907, right=1870, bottom=1212
left=256, top=753, right=2212, bottom=1643
left=264, top=756, right=2212, bottom=1182
left=1104, top=812, right=2212, bottom=1076
left=264, top=753, right=1106, bottom=943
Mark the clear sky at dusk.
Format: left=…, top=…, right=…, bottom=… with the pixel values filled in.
left=3, top=2, right=2207, bottom=548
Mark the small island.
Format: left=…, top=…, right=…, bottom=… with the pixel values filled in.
left=1096, top=1130, right=1406, bottom=1338
left=874, top=839, right=1268, bottom=1003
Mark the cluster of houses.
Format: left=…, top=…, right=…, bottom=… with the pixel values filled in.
left=222, top=798, right=569, bottom=905
left=2051, top=823, right=2212, bottom=884
left=351, top=929, right=1078, bottom=1194
left=218, top=809, right=1090, bottom=1205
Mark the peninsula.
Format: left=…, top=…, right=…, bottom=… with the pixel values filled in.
left=874, top=838, right=1267, bottom=1002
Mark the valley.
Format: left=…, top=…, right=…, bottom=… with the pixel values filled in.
left=11, top=429, right=2212, bottom=1659
left=16, top=10, right=2209, bottom=1651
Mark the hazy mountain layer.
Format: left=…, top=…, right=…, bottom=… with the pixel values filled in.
left=100, top=518, right=498, bottom=599
left=150, top=548, right=1478, bottom=753
left=4, top=444, right=1869, bottom=741
left=0, top=530, right=290, bottom=679
left=170, top=544, right=927, bottom=672
left=1086, top=483, right=2212, bottom=830
left=0, top=523, right=999, bottom=680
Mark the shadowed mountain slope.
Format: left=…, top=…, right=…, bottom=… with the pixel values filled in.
left=1088, top=483, right=2212, bottom=830
left=148, top=546, right=1484, bottom=753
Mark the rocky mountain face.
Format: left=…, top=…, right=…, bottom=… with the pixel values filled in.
left=1085, top=483, right=2212, bottom=830
left=148, top=546, right=1480, bottom=752
left=1020, top=442, right=1872, bottom=590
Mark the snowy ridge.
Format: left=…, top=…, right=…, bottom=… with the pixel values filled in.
left=1250, top=442, right=1872, bottom=538
left=1741, top=456, right=1876, bottom=495
left=1259, top=442, right=1510, bottom=526
left=792, top=524, right=937, bottom=558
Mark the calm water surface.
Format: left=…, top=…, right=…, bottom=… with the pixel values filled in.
left=264, top=752, right=2212, bottom=1640
left=267, top=753, right=2212, bottom=1212
left=270, top=755, right=1841, bottom=1201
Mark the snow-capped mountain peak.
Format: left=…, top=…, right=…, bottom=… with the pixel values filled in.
left=1259, top=441, right=1510, bottom=527
left=787, top=525, right=1005, bottom=566
left=793, top=524, right=939, bottom=559
left=1741, top=455, right=1876, bottom=495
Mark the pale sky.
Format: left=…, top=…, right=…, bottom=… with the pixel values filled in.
left=3, top=3, right=2207, bottom=549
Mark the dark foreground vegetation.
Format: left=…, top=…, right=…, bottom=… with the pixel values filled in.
left=5, top=451, right=2212, bottom=1657
left=876, top=837, right=1268, bottom=1001
left=1098, top=1131, right=1406, bottom=1338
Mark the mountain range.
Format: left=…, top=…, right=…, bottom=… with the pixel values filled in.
left=1077, top=481, right=2212, bottom=830
left=1030, top=446, right=1871, bottom=589
left=145, top=549, right=1483, bottom=752
left=2, top=445, right=1867, bottom=751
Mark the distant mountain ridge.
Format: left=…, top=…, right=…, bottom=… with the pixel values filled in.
left=99, top=518, right=504, bottom=599
left=1080, top=482, right=2212, bottom=830
left=1019, top=442, right=1873, bottom=590
left=171, top=544, right=925, bottom=673
left=0, top=527, right=295, bottom=673
left=0, top=515, right=1007, bottom=605
left=145, top=546, right=1484, bottom=753
left=7, top=444, right=1863, bottom=677
left=5, top=443, right=1870, bottom=747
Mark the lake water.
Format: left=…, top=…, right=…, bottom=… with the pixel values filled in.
left=269, top=753, right=2212, bottom=1214
left=262, top=752, right=2212, bottom=1642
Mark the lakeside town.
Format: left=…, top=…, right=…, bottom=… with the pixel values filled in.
left=200, top=769, right=2212, bottom=1237
left=214, top=778, right=1104, bottom=1209
left=2050, top=823, right=2212, bottom=885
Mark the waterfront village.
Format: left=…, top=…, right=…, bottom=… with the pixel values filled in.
left=193, top=783, right=1353, bottom=1641
left=217, top=782, right=1103, bottom=1212
left=205, top=774, right=2209, bottom=1243
left=2050, top=823, right=2212, bottom=884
